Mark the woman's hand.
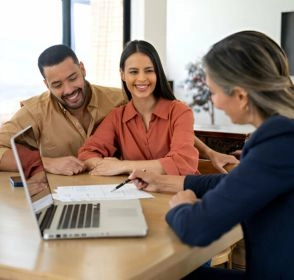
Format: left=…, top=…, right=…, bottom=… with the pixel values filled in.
left=89, top=157, right=125, bottom=176
left=128, top=169, right=161, bottom=192
left=207, top=150, right=239, bottom=173
left=129, top=169, right=185, bottom=193
left=169, top=189, right=199, bottom=209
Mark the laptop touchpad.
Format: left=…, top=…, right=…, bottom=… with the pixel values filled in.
left=108, top=208, right=138, bottom=217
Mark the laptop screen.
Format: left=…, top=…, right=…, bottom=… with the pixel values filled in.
left=11, top=126, right=54, bottom=213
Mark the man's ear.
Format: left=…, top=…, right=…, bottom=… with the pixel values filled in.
left=79, top=61, right=86, bottom=77
left=43, top=79, right=49, bottom=89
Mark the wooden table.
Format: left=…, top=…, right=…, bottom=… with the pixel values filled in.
left=0, top=172, right=243, bottom=280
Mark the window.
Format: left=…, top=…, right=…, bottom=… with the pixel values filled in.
left=281, top=11, right=294, bottom=75
left=0, top=0, right=125, bottom=124
left=0, top=0, right=62, bottom=124
left=71, top=0, right=124, bottom=87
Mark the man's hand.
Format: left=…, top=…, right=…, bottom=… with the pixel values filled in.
left=42, top=156, right=86, bottom=175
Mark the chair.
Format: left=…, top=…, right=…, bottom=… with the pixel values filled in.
left=210, top=244, right=236, bottom=268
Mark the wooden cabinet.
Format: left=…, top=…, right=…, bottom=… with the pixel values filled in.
left=195, top=130, right=250, bottom=157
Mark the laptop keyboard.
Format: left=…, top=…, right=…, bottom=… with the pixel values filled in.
left=38, top=203, right=100, bottom=232
left=58, top=203, right=100, bottom=229
left=38, top=205, right=57, bottom=232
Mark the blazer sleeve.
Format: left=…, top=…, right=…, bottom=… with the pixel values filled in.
left=166, top=130, right=294, bottom=246
left=184, top=174, right=226, bottom=197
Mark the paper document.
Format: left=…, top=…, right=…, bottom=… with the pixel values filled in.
left=53, top=184, right=154, bottom=202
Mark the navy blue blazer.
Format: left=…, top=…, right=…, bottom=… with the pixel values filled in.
left=166, top=115, right=294, bottom=279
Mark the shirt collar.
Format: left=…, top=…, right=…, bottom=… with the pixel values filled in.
left=122, top=98, right=171, bottom=123
left=84, top=81, right=95, bottom=107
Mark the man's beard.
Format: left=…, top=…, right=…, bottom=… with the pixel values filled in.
left=53, top=87, right=87, bottom=110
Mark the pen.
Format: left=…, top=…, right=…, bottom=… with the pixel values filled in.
left=111, top=178, right=132, bottom=192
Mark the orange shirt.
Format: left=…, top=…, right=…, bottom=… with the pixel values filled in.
left=78, top=98, right=200, bottom=175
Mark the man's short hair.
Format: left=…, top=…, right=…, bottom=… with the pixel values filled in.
left=38, top=44, right=79, bottom=77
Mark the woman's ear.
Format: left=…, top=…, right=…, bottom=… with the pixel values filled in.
left=120, top=69, right=125, bottom=81
left=233, top=86, right=249, bottom=110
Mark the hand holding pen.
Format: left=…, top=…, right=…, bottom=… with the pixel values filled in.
left=128, top=169, right=181, bottom=193
left=111, top=169, right=147, bottom=192
left=111, top=178, right=132, bottom=192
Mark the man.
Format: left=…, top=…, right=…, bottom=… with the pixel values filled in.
left=0, top=44, right=128, bottom=175
left=0, top=45, right=238, bottom=176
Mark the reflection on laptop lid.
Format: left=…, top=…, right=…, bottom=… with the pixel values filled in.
left=11, top=126, right=148, bottom=240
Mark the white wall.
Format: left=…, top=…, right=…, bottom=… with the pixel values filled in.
left=131, top=0, right=167, bottom=70
left=131, top=0, right=294, bottom=129
left=167, top=0, right=294, bottom=127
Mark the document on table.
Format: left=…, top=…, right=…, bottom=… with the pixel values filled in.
left=52, top=183, right=154, bottom=202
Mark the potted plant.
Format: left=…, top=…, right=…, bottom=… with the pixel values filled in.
left=183, top=61, right=215, bottom=125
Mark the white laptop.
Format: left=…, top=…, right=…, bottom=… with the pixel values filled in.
left=11, top=126, right=148, bottom=240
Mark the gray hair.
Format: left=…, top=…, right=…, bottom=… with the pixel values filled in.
left=203, top=30, right=294, bottom=119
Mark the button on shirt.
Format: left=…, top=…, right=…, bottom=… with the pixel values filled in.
left=0, top=82, right=127, bottom=159
left=78, top=98, right=200, bottom=175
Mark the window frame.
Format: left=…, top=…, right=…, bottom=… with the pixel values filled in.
left=62, top=0, right=131, bottom=47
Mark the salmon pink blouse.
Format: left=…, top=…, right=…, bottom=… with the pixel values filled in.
left=78, top=98, right=199, bottom=175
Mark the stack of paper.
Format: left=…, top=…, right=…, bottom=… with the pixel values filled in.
left=52, top=184, right=154, bottom=202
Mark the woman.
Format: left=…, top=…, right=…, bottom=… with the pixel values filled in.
left=129, top=31, right=294, bottom=279
left=78, top=40, right=199, bottom=176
